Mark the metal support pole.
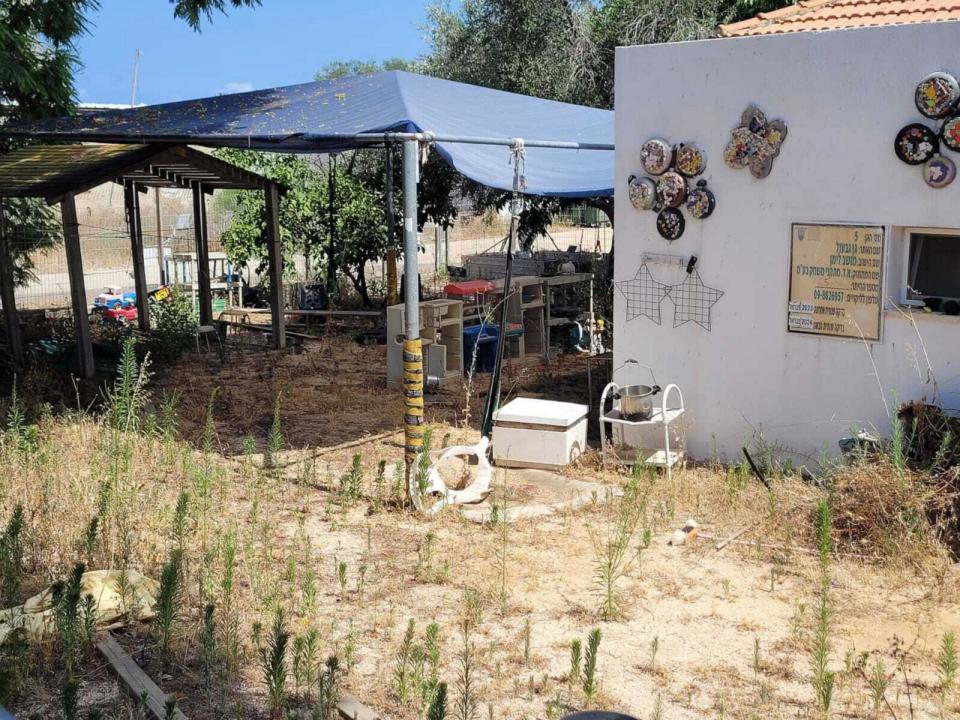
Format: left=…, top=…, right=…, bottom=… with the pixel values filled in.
left=265, top=182, right=286, bottom=349
left=385, top=146, right=398, bottom=306
left=124, top=182, right=150, bottom=331
left=0, top=200, right=24, bottom=366
left=154, top=188, right=165, bottom=284
left=61, top=193, right=95, bottom=379
left=326, top=154, right=338, bottom=301
left=192, top=184, right=213, bottom=326
left=401, top=139, right=424, bottom=502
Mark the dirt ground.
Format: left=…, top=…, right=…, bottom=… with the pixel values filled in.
left=149, top=334, right=960, bottom=718
left=151, top=324, right=606, bottom=455
left=8, top=332, right=960, bottom=720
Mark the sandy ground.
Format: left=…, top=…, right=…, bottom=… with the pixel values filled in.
left=148, top=336, right=960, bottom=719
left=8, top=335, right=959, bottom=719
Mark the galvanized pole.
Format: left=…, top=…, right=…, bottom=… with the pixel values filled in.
left=401, top=139, right=424, bottom=505
left=384, top=145, right=398, bottom=305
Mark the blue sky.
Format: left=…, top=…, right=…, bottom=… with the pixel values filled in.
left=74, top=0, right=441, bottom=105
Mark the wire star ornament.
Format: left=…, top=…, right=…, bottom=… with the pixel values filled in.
left=667, top=270, right=724, bottom=330
left=616, top=264, right=669, bottom=325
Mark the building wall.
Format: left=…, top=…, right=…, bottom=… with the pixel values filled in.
left=614, top=22, right=960, bottom=463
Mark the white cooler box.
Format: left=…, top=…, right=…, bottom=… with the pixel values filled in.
left=492, top=397, right=589, bottom=469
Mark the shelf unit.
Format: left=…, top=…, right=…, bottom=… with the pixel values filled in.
left=386, top=299, right=464, bottom=388
left=541, top=273, right=593, bottom=359
left=166, top=251, right=243, bottom=312
left=488, top=275, right=546, bottom=363
left=598, top=383, right=686, bottom=480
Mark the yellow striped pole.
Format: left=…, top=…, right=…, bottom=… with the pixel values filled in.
left=403, top=338, right=424, bottom=463
left=401, top=139, right=423, bottom=507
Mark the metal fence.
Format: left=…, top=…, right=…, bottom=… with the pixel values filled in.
left=7, top=185, right=232, bottom=311
left=5, top=184, right=611, bottom=314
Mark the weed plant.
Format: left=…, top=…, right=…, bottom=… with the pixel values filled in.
left=259, top=609, right=289, bottom=718
left=590, top=467, right=651, bottom=620
left=810, top=501, right=835, bottom=718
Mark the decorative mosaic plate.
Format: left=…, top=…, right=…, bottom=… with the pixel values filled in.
left=656, top=208, right=685, bottom=241
left=674, top=143, right=707, bottom=177
left=656, top=170, right=688, bottom=208
left=685, top=181, right=716, bottom=220
left=941, top=115, right=960, bottom=153
left=923, top=154, right=957, bottom=188
left=895, top=123, right=939, bottom=165
left=915, top=72, right=960, bottom=119
left=640, top=138, right=673, bottom=175
left=627, top=174, right=657, bottom=210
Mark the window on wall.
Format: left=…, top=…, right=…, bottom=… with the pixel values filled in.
left=905, top=230, right=960, bottom=305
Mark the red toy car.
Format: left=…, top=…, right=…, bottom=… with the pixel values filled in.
left=102, top=304, right=138, bottom=323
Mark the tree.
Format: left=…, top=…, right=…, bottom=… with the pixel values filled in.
left=315, top=58, right=417, bottom=82
left=584, top=0, right=796, bottom=108
left=314, top=59, right=461, bottom=303
left=0, top=0, right=268, bottom=288
left=217, top=149, right=393, bottom=307
left=173, top=0, right=263, bottom=31
left=421, top=0, right=798, bottom=233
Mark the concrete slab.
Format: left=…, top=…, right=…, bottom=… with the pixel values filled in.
left=460, top=467, right=616, bottom=524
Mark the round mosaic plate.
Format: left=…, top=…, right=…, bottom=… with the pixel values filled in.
left=674, top=143, right=707, bottom=177
left=894, top=123, right=939, bottom=165
left=923, top=154, right=957, bottom=188
left=656, top=170, right=687, bottom=208
left=640, top=138, right=673, bottom=175
left=915, top=72, right=960, bottom=119
left=941, top=116, right=960, bottom=153
left=627, top=174, right=657, bottom=210
left=656, top=208, right=685, bottom=241
left=685, top=181, right=716, bottom=220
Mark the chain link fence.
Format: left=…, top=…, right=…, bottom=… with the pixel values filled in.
left=4, top=184, right=611, bottom=315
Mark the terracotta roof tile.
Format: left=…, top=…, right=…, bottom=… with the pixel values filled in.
left=718, top=0, right=960, bottom=37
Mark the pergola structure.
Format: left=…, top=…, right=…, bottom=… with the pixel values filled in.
left=0, top=143, right=286, bottom=378
left=0, top=70, right=616, bottom=491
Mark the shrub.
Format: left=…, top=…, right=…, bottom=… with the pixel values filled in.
left=149, top=288, right=197, bottom=364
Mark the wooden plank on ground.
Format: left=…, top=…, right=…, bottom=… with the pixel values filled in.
left=97, top=634, right=187, bottom=720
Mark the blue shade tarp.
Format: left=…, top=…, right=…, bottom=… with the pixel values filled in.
left=1, top=71, right=613, bottom=197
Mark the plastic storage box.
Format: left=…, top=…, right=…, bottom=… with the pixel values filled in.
left=463, top=325, right=499, bottom=373
left=492, top=397, right=589, bottom=469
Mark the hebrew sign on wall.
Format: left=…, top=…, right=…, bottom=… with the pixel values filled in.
left=788, top=223, right=885, bottom=341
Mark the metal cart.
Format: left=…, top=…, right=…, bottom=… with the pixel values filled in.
left=599, top=380, right=685, bottom=479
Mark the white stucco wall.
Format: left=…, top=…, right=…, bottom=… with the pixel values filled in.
left=614, top=22, right=960, bottom=463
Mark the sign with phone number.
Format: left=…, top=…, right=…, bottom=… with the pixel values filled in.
left=787, top=223, right=885, bottom=341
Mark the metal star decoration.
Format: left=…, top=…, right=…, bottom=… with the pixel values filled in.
left=667, top=270, right=724, bottom=330
left=616, top=263, right=669, bottom=324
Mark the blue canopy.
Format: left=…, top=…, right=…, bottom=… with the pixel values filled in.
left=2, top=71, right=613, bottom=197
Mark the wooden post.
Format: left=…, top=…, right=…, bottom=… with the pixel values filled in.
left=124, top=182, right=150, bottom=331
left=61, top=193, right=95, bottom=379
left=0, top=200, right=24, bottom=366
left=191, top=184, right=212, bottom=326
left=265, top=182, right=285, bottom=349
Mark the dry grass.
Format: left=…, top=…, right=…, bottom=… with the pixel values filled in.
left=828, top=458, right=955, bottom=568
left=0, top=338, right=958, bottom=720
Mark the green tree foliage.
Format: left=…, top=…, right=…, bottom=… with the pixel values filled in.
left=315, top=58, right=418, bottom=82
left=423, top=0, right=593, bottom=104
left=421, top=0, right=796, bottom=236
left=172, top=0, right=262, bottom=30
left=0, top=0, right=269, bottom=286
left=217, top=150, right=393, bottom=306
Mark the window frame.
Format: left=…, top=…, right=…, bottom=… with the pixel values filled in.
left=899, top=226, right=960, bottom=307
